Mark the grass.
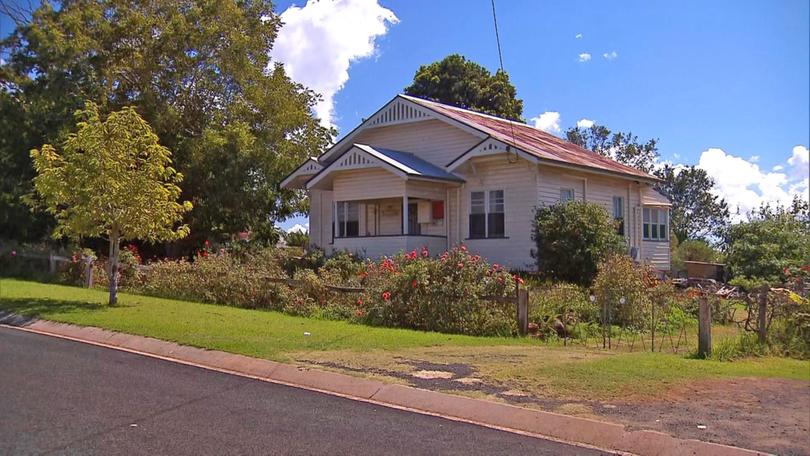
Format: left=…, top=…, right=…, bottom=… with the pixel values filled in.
left=1, top=278, right=807, bottom=402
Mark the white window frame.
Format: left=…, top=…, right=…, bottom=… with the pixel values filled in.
left=642, top=207, right=669, bottom=241
left=469, top=189, right=506, bottom=239
left=560, top=188, right=575, bottom=203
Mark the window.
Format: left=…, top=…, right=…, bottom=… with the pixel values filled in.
left=612, top=196, right=624, bottom=236
left=336, top=201, right=359, bottom=237
left=643, top=208, right=668, bottom=241
left=560, top=188, right=575, bottom=203
left=469, top=190, right=505, bottom=238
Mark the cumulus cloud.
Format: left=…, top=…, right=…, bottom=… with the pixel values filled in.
left=697, top=146, right=809, bottom=220
left=576, top=118, right=594, bottom=129
left=575, top=33, right=583, bottom=39
left=602, top=50, right=618, bottom=60
left=578, top=52, right=591, bottom=63
left=287, top=223, right=310, bottom=234
left=270, top=0, right=398, bottom=127
left=531, top=112, right=561, bottom=133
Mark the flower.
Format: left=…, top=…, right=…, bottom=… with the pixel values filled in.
left=357, top=298, right=363, bottom=306
left=421, top=247, right=429, bottom=257
left=219, top=248, right=225, bottom=255
left=513, top=275, right=525, bottom=285
left=382, top=291, right=391, bottom=301
left=460, top=245, right=467, bottom=251
left=10, top=250, right=16, bottom=257
left=354, top=309, right=365, bottom=318
left=457, top=262, right=464, bottom=269
left=204, top=240, right=210, bottom=247
left=411, top=279, right=418, bottom=289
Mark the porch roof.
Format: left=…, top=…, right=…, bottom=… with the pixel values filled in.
left=306, top=144, right=464, bottom=190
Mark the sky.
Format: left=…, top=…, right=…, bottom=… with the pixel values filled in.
left=3, top=0, right=809, bottom=234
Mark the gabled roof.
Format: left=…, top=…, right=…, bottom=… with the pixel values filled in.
left=306, top=144, right=464, bottom=190
left=641, top=188, right=672, bottom=207
left=354, top=144, right=464, bottom=182
left=400, top=94, right=658, bottom=182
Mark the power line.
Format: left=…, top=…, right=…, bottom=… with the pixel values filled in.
left=490, top=0, right=518, bottom=163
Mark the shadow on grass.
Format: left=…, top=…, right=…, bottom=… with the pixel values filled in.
left=0, top=297, right=104, bottom=326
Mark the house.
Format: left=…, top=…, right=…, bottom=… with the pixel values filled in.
left=281, top=94, right=671, bottom=271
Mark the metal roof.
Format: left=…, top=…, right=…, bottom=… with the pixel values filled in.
left=354, top=144, right=465, bottom=182
left=641, top=188, right=672, bottom=206
left=400, top=94, right=658, bottom=181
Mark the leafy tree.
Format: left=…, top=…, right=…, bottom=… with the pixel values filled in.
left=284, top=230, right=309, bottom=248
left=726, top=201, right=810, bottom=286
left=404, top=54, right=523, bottom=120
left=671, top=239, right=721, bottom=273
left=532, top=201, right=626, bottom=285
left=1, top=0, right=331, bottom=250
left=565, top=124, right=659, bottom=173
left=29, top=103, right=192, bottom=305
left=655, top=164, right=730, bottom=243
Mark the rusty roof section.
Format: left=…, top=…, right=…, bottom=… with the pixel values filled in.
left=401, top=94, right=658, bottom=181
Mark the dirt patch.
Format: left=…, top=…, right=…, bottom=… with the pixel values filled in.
left=599, top=377, right=810, bottom=456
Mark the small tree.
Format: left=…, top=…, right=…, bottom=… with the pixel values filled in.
left=532, top=201, right=626, bottom=285
left=30, top=103, right=192, bottom=305
left=671, top=239, right=721, bottom=274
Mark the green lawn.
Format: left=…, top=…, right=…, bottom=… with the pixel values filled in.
left=1, top=278, right=807, bottom=402
left=0, top=279, right=533, bottom=361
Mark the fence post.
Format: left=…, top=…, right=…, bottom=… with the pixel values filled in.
left=757, top=285, right=768, bottom=345
left=517, top=289, right=528, bottom=336
left=49, top=253, right=56, bottom=274
left=84, top=258, right=94, bottom=288
left=698, top=295, right=712, bottom=358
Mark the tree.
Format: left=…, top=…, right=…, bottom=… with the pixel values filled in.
left=726, top=200, right=810, bottom=285
left=532, top=201, right=626, bottom=285
left=30, top=103, right=192, bottom=305
left=1, top=0, right=331, bottom=250
left=404, top=54, right=523, bottom=120
left=671, top=239, right=721, bottom=273
left=565, top=124, right=659, bottom=173
left=655, top=164, right=730, bottom=243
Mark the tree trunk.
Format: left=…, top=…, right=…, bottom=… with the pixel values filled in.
left=108, top=230, right=120, bottom=306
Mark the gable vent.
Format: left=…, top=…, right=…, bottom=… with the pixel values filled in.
left=335, top=151, right=375, bottom=169
left=367, top=99, right=431, bottom=128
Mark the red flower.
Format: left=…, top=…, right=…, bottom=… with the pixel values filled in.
left=71, top=255, right=78, bottom=263
left=382, top=291, right=391, bottom=301
left=411, top=279, right=418, bottom=289
left=200, top=250, right=208, bottom=258
left=460, top=245, right=467, bottom=251
left=513, top=275, right=525, bottom=285
left=421, top=247, right=429, bottom=257
left=357, top=298, right=363, bottom=306
left=204, top=240, right=210, bottom=247
left=457, top=262, right=464, bottom=269
left=354, top=309, right=365, bottom=318
left=219, top=248, right=225, bottom=255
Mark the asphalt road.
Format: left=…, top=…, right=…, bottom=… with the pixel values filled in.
left=0, top=327, right=605, bottom=455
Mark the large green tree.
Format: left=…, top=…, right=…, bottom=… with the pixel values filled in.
left=565, top=124, right=659, bottom=173
left=655, top=164, right=730, bottom=243
left=30, top=104, right=192, bottom=305
left=1, top=0, right=332, bottom=250
left=404, top=54, right=523, bottom=120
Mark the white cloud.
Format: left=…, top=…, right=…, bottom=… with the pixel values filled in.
left=697, top=146, right=809, bottom=220
left=575, top=33, right=583, bottom=39
left=773, top=165, right=784, bottom=171
left=788, top=145, right=809, bottom=168
left=576, top=118, right=594, bottom=129
left=287, top=223, right=310, bottom=234
left=749, top=155, right=760, bottom=162
left=602, top=50, right=618, bottom=60
left=578, top=52, right=591, bottom=63
left=270, top=0, right=398, bottom=127
left=531, top=112, right=561, bottom=133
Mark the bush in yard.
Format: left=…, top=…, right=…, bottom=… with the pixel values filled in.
left=592, top=254, right=650, bottom=328
left=671, top=239, right=721, bottom=274
left=284, top=230, right=309, bottom=248
left=530, top=282, right=599, bottom=339
left=58, top=248, right=97, bottom=286
left=532, top=201, right=625, bottom=285
left=358, top=245, right=519, bottom=336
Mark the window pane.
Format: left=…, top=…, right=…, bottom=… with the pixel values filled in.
left=470, top=191, right=485, bottom=214
left=489, top=190, right=504, bottom=213
left=651, top=209, right=659, bottom=224
left=488, top=213, right=505, bottom=237
left=658, top=224, right=666, bottom=240
left=337, top=202, right=346, bottom=237
left=651, top=224, right=658, bottom=239
left=643, top=223, right=649, bottom=239
left=612, top=197, right=623, bottom=218
left=560, top=188, right=574, bottom=202
left=469, top=214, right=486, bottom=238
left=643, top=208, right=650, bottom=223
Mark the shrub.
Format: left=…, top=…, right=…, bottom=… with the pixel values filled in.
left=671, top=239, right=721, bottom=274
left=57, top=248, right=97, bottom=286
left=284, top=230, right=309, bottom=248
left=530, top=282, right=597, bottom=338
left=532, top=201, right=625, bottom=285
left=592, top=254, right=650, bottom=328
left=358, top=245, right=519, bottom=336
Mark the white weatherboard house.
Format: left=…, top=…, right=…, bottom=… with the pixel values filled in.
left=282, top=95, right=671, bottom=271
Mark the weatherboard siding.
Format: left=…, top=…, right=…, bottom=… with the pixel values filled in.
left=353, top=119, right=481, bottom=168
left=332, top=169, right=405, bottom=201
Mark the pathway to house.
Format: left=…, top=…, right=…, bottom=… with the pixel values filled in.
left=0, top=326, right=600, bottom=456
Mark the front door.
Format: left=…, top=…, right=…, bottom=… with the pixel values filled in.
left=408, top=202, right=421, bottom=235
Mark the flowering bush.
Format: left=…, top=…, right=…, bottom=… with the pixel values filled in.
left=530, top=282, right=598, bottom=338
left=356, top=245, right=519, bottom=336
left=58, top=248, right=97, bottom=286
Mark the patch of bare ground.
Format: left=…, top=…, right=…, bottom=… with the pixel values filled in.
left=600, top=377, right=810, bottom=456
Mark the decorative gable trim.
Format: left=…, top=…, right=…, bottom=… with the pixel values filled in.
left=280, top=158, right=323, bottom=189
left=365, top=98, right=432, bottom=128
left=446, top=138, right=538, bottom=171
left=307, top=146, right=408, bottom=190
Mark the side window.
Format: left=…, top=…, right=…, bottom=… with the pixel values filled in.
left=560, top=188, right=575, bottom=203
left=488, top=190, right=505, bottom=238
left=612, top=196, right=624, bottom=236
left=642, top=208, right=668, bottom=240
left=469, top=191, right=486, bottom=239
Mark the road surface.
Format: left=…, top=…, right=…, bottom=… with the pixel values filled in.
left=0, top=326, right=604, bottom=455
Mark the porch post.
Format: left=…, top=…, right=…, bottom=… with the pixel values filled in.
left=402, top=187, right=409, bottom=235
left=333, top=200, right=338, bottom=240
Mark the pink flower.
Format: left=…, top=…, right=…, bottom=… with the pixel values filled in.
left=382, top=291, right=391, bottom=301
left=513, top=275, right=525, bottom=285
left=357, top=298, right=363, bottom=306
left=219, top=248, right=225, bottom=255
left=10, top=250, right=16, bottom=257
left=460, top=245, right=467, bottom=251
left=421, top=247, right=429, bottom=257
left=457, top=262, right=464, bottom=269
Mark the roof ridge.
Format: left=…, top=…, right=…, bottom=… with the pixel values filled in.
left=399, top=93, right=528, bottom=126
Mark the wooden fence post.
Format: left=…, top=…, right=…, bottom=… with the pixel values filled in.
left=757, top=286, right=768, bottom=345
left=698, top=295, right=712, bottom=358
left=517, top=289, right=529, bottom=336
left=84, top=258, right=94, bottom=288
left=49, top=253, right=56, bottom=274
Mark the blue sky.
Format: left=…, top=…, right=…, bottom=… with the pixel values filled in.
left=3, top=1, right=808, bottom=232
